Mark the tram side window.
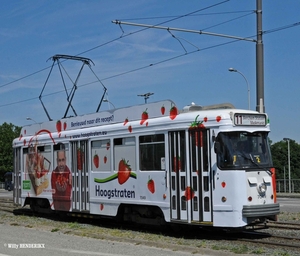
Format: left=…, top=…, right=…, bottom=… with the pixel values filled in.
left=23, top=145, right=52, bottom=174
left=91, top=139, right=111, bottom=172
left=114, top=137, right=136, bottom=171
left=139, top=134, right=165, bottom=171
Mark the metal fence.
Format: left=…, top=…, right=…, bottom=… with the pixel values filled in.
left=276, top=179, right=300, bottom=193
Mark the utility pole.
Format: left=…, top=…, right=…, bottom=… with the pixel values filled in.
left=256, top=0, right=264, bottom=113
left=113, top=1, right=265, bottom=112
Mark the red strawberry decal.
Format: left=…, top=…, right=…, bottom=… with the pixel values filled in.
left=189, top=115, right=205, bottom=146
left=128, top=125, right=132, bottom=133
left=216, top=115, right=221, bottom=122
left=203, top=116, right=208, bottom=122
left=198, top=123, right=205, bottom=129
left=63, top=122, right=67, bottom=130
left=189, top=115, right=205, bottom=129
left=123, top=118, right=128, bottom=126
left=56, top=120, right=62, bottom=133
left=140, top=109, right=148, bottom=125
left=93, top=153, right=99, bottom=168
left=100, top=204, right=104, bottom=211
left=184, top=186, right=195, bottom=201
left=118, top=159, right=131, bottom=185
left=147, top=176, right=155, bottom=194
left=177, top=157, right=181, bottom=171
left=77, top=149, right=83, bottom=170
left=161, top=105, right=165, bottom=115
left=169, top=105, right=178, bottom=120
left=104, top=156, right=107, bottom=164
left=173, top=156, right=178, bottom=172
left=106, top=142, right=110, bottom=150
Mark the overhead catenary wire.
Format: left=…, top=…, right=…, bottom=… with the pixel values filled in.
left=0, top=37, right=249, bottom=109
left=0, top=0, right=229, bottom=90
left=0, top=1, right=299, bottom=109
left=0, top=20, right=299, bottom=109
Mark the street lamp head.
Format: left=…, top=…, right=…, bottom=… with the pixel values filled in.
left=103, top=99, right=115, bottom=109
left=228, top=67, right=250, bottom=110
left=228, top=67, right=237, bottom=72
left=283, top=138, right=290, bottom=141
left=26, top=117, right=37, bottom=123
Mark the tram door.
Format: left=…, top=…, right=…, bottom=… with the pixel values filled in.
left=169, top=129, right=212, bottom=223
left=70, top=140, right=89, bottom=212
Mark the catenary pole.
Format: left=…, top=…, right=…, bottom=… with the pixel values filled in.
left=256, top=0, right=264, bottom=113
left=113, top=1, right=265, bottom=112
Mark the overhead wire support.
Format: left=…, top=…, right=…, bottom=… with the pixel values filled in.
left=112, top=20, right=257, bottom=43
left=39, top=54, right=106, bottom=121
left=56, top=58, right=78, bottom=117
left=138, top=92, right=154, bottom=103
left=167, top=29, right=200, bottom=53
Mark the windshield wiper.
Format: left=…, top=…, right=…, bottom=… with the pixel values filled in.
left=247, top=153, right=273, bottom=175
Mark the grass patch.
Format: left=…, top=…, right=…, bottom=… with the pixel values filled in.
left=68, top=222, right=81, bottom=229
left=250, top=247, right=265, bottom=254
left=230, top=245, right=249, bottom=254
left=51, top=228, right=60, bottom=232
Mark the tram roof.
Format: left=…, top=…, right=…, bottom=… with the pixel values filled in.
left=18, top=99, right=264, bottom=139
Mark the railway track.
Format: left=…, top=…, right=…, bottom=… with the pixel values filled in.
left=266, top=220, right=300, bottom=230
left=1, top=199, right=299, bottom=255
left=0, top=198, right=17, bottom=213
left=240, top=230, right=300, bottom=250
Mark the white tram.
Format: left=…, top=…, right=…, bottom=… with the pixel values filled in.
left=13, top=99, right=279, bottom=228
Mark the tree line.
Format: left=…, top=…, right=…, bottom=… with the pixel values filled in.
left=0, top=122, right=21, bottom=181
left=0, top=122, right=299, bottom=182
left=271, top=139, right=300, bottom=180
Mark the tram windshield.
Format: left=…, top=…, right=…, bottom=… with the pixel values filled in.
left=215, top=131, right=272, bottom=170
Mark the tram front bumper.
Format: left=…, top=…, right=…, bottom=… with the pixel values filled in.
left=242, top=203, right=280, bottom=218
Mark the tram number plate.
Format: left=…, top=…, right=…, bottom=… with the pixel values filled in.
left=234, top=114, right=266, bottom=126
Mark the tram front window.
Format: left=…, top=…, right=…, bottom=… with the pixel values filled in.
left=215, top=131, right=272, bottom=170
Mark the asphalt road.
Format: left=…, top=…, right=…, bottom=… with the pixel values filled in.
left=277, top=196, right=300, bottom=213
left=1, top=222, right=221, bottom=256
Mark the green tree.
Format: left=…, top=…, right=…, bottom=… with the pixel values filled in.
left=270, top=139, right=300, bottom=180
left=0, top=122, right=21, bottom=182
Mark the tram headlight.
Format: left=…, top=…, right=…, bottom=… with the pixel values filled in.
left=257, top=183, right=267, bottom=195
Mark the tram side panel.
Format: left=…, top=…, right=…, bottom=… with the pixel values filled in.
left=89, top=135, right=169, bottom=222
left=212, top=170, right=248, bottom=227
left=16, top=142, right=75, bottom=212
left=20, top=145, right=54, bottom=207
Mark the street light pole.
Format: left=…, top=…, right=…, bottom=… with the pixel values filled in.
left=283, top=138, right=291, bottom=193
left=228, top=68, right=250, bottom=110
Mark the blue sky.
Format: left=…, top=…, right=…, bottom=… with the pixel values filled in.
left=0, top=0, right=299, bottom=144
